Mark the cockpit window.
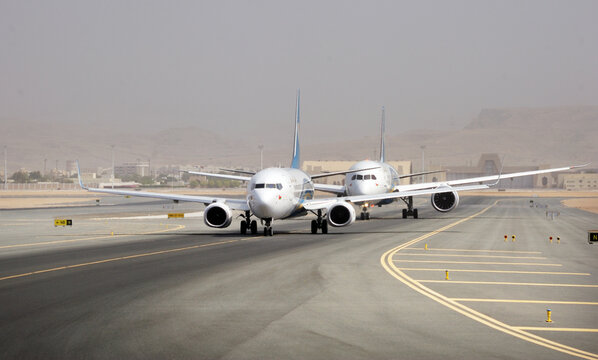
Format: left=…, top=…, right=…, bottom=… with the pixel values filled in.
left=351, top=175, right=356, bottom=180
left=371, top=174, right=377, bottom=180
left=364, top=175, right=371, bottom=180
left=255, top=183, right=265, bottom=188
left=356, top=175, right=363, bottom=180
left=276, top=183, right=283, bottom=190
left=266, top=184, right=276, bottom=189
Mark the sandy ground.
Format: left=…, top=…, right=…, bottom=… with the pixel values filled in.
left=2, top=188, right=598, bottom=212
left=0, top=188, right=246, bottom=209
left=561, top=198, right=598, bottom=215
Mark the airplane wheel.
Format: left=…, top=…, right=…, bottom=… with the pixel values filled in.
left=311, top=220, right=318, bottom=234
left=321, top=220, right=328, bottom=234
left=264, top=227, right=268, bottom=236
left=402, top=209, right=407, bottom=218
left=250, top=220, right=258, bottom=235
left=413, top=209, right=419, bottom=219
left=365, top=212, right=370, bottom=220
left=240, top=221, right=247, bottom=235
left=268, top=227, right=273, bottom=236
left=360, top=213, right=365, bottom=220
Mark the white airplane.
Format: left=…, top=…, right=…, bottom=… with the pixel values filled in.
left=307, top=106, right=587, bottom=220
left=77, top=93, right=584, bottom=236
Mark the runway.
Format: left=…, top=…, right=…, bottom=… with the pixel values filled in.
left=0, top=195, right=597, bottom=359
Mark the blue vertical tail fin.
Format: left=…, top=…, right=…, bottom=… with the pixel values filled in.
left=379, top=106, right=386, bottom=163
left=290, top=89, right=301, bottom=169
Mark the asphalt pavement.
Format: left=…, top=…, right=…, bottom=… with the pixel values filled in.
left=0, top=195, right=597, bottom=359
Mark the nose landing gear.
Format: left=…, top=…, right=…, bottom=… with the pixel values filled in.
left=263, top=218, right=273, bottom=236
left=360, top=205, right=371, bottom=220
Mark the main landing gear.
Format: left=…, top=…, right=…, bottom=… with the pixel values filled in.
left=311, top=209, right=328, bottom=234
left=240, top=210, right=258, bottom=235
left=401, top=196, right=419, bottom=219
left=360, top=205, right=371, bottom=220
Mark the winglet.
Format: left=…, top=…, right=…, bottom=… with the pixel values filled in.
left=76, top=160, right=88, bottom=190
left=290, top=89, right=301, bottom=169
left=379, top=106, right=385, bottom=163
left=489, top=156, right=506, bottom=187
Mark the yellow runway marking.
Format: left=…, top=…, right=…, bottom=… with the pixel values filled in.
left=395, top=260, right=562, bottom=267
left=406, top=247, right=542, bottom=254
left=399, top=268, right=590, bottom=276
left=515, top=327, right=598, bottom=333
left=453, top=299, right=598, bottom=305
left=381, top=200, right=598, bottom=360
left=0, top=235, right=264, bottom=282
left=417, top=280, right=598, bottom=288
left=0, top=225, right=186, bottom=249
left=396, top=253, right=547, bottom=260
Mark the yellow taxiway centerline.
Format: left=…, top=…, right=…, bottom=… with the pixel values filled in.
left=381, top=200, right=598, bottom=360
left=514, top=327, right=598, bottom=333
left=398, top=268, right=590, bottom=276
left=417, top=280, right=598, bottom=288
left=0, top=233, right=264, bottom=282
left=405, top=247, right=542, bottom=254
left=452, top=299, right=598, bottom=305
left=395, top=253, right=547, bottom=259
left=0, top=224, right=187, bottom=249
left=395, top=260, right=563, bottom=266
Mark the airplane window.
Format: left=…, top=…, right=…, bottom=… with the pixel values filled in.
left=351, top=175, right=356, bottom=180
left=371, top=175, right=377, bottom=180
left=364, top=175, right=371, bottom=180
left=276, top=184, right=283, bottom=190
left=255, top=183, right=265, bottom=188
left=266, top=184, right=276, bottom=189
left=356, top=175, right=363, bottom=180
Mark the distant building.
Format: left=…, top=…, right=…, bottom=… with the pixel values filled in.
left=442, top=153, right=559, bottom=189
left=560, top=173, right=598, bottom=191
left=303, top=160, right=412, bottom=185
left=65, top=160, right=77, bottom=176
left=114, top=161, right=150, bottom=177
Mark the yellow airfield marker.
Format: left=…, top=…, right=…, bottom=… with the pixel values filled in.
left=445, top=270, right=449, bottom=280
left=512, top=235, right=516, bottom=242
left=546, top=309, right=553, bottom=323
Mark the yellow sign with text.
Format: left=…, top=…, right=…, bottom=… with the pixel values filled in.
left=168, top=213, right=184, bottom=219
left=54, top=219, right=72, bottom=227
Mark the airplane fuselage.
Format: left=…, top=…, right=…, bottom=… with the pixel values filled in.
left=247, top=167, right=314, bottom=220
left=345, top=160, right=400, bottom=204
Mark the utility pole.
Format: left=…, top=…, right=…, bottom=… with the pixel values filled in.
left=44, top=158, right=47, bottom=175
left=3, top=146, right=7, bottom=190
left=258, top=145, right=264, bottom=170
left=111, top=145, right=115, bottom=189
left=420, top=145, right=426, bottom=183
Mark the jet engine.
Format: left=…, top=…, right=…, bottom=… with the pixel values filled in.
left=431, top=188, right=460, bottom=212
left=204, top=202, right=233, bottom=228
left=327, top=202, right=356, bottom=227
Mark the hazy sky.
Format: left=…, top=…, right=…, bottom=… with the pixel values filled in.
left=1, top=0, right=597, bottom=146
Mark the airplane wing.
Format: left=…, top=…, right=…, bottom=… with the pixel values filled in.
left=392, top=164, right=588, bottom=192
left=303, top=184, right=489, bottom=210
left=310, top=166, right=381, bottom=180
left=313, top=183, right=346, bottom=195
left=187, top=171, right=252, bottom=182
left=77, top=162, right=249, bottom=211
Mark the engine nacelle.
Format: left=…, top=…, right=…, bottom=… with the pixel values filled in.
left=204, top=202, right=233, bottom=228
left=431, top=189, right=460, bottom=212
left=327, top=202, right=356, bottom=227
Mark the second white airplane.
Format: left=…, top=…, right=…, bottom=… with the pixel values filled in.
left=310, top=106, right=587, bottom=220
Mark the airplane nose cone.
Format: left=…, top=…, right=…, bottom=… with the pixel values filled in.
left=249, top=191, right=278, bottom=218
left=349, top=181, right=368, bottom=196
